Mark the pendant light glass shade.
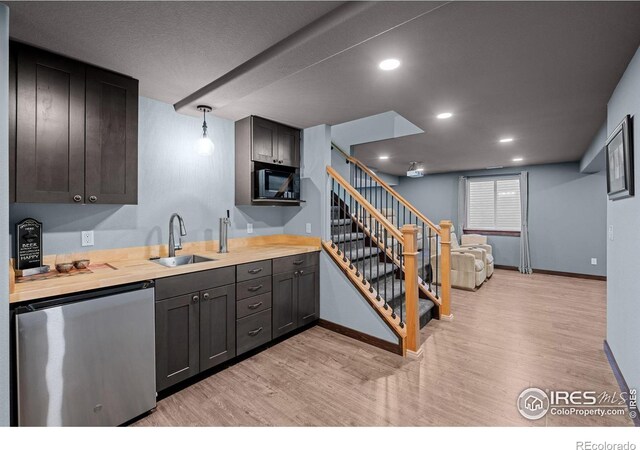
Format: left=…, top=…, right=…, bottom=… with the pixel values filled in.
left=196, top=105, right=214, bottom=156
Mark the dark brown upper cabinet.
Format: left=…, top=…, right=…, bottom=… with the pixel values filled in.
left=235, top=115, right=301, bottom=206
left=14, top=44, right=86, bottom=203
left=85, top=67, right=138, bottom=204
left=251, top=116, right=279, bottom=164
left=249, top=116, right=300, bottom=167
left=277, top=124, right=300, bottom=167
left=10, top=42, right=139, bottom=204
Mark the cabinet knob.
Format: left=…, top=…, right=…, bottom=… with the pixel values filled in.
left=273, top=159, right=277, bottom=163
left=73, top=195, right=82, bottom=202
left=294, top=271, right=298, bottom=277
left=89, top=195, right=97, bottom=203
left=202, top=292, right=210, bottom=300
left=279, top=160, right=283, bottom=164
left=299, top=270, right=304, bottom=275
left=192, top=295, right=199, bottom=303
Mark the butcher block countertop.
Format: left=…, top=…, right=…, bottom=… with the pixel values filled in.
left=9, top=235, right=321, bottom=304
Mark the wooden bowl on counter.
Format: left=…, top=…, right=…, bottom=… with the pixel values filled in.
left=55, top=263, right=75, bottom=273
left=74, top=259, right=90, bottom=270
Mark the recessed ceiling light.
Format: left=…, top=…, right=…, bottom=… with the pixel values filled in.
left=379, top=155, right=389, bottom=160
left=512, top=157, right=523, bottom=162
left=499, top=137, right=514, bottom=143
left=378, top=59, right=400, bottom=71
left=436, top=112, right=453, bottom=119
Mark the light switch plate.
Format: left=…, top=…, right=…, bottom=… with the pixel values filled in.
left=305, top=223, right=312, bottom=234
left=608, top=225, right=614, bottom=241
left=591, top=258, right=597, bottom=265
left=247, top=223, right=254, bottom=234
left=81, top=231, right=94, bottom=247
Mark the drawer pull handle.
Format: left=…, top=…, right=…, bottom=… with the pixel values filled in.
left=293, top=259, right=304, bottom=265
left=192, top=295, right=199, bottom=303
left=248, top=301, right=263, bottom=310
left=248, top=284, right=263, bottom=292
left=202, top=293, right=210, bottom=300
left=248, top=327, right=263, bottom=337
left=248, top=268, right=263, bottom=274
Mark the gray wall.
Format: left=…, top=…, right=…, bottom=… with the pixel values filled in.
left=580, top=123, right=606, bottom=174
left=9, top=97, right=286, bottom=255
left=289, top=124, right=397, bottom=343
left=0, top=2, right=10, bottom=427
left=396, top=163, right=607, bottom=276
left=283, top=125, right=331, bottom=239
left=606, top=45, right=640, bottom=394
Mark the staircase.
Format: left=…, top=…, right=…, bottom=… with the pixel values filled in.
left=330, top=204, right=436, bottom=328
left=322, top=143, right=453, bottom=356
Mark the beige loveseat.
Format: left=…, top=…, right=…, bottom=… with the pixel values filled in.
left=460, top=234, right=494, bottom=278
left=430, top=234, right=486, bottom=291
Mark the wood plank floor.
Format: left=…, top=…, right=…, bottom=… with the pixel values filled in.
left=133, top=269, right=631, bottom=426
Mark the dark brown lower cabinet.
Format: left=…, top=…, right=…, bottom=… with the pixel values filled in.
left=155, top=293, right=200, bottom=392
left=272, top=263, right=320, bottom=339
left=297, top=266, right=320, bottom=327
left=272, top=271, right=297, bottom=339
left=199, top=285, right=236, bottom=371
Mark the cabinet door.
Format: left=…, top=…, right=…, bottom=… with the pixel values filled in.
left=15, top=45, right=86, bottom=203
left=272, top=271, right=297, bottom=338
left=85, top=67, right=139, bottom=204
left=199, top=285, right=236, bottom=371
left=155, top=293, right=200, bottom=391
left=252, top=116, right=278, bottom=163
left=277, top=124, right=300, bottom=168
left=296, top=265, right=320, bottom=327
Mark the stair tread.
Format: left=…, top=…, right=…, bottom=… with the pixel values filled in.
left=335, top=246, right=380, bottom=262
left=331, top=232, right=365, bottom=243
left=331, top=218, right=352, bottom=226
left=394, top=298, right=435, bottom=325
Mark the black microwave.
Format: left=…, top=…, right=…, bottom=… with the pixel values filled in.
left=255, top=168, right=300, bottom=200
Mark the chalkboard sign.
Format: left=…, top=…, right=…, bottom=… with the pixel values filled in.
left=16, top=218, right=43, bottom=270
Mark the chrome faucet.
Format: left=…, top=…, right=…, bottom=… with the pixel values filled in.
left=168, top=213, right=187, bottom=257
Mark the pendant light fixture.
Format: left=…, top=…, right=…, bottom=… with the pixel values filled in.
left=195, top=105, right=214, bottom=156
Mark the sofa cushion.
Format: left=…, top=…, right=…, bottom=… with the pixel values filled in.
left=486, top=254, right=494, bottom=265
left=474, top=259, right=485, bottom=272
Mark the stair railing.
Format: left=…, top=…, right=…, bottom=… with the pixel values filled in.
left=326, top=165, right=421, bottom=354
left=332, top=142, right=452, bottom=319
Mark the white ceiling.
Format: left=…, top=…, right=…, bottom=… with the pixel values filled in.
left=7, top=1, right=640, bottom=174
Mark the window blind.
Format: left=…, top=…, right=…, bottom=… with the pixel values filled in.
left=467, top=177, right=521, bottom=231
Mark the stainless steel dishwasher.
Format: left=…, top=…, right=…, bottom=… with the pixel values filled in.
left=15, top=281, right=156, bottom=426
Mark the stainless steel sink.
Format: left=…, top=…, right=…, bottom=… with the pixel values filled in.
left=150, top=254, right=215, bottom=268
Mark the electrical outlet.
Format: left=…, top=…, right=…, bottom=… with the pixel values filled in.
left=608, top=225, right=614, bottom=241
left=247, top=223, right=253, bottom=234
left=306, top=223, right=312, bottom=234
left=81, top=231, right=94, bottom=247
left=591, top=258, right=597, bottom=265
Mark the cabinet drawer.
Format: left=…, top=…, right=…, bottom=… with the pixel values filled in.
left=273, top=252, right=319, bottom=274
left=236, top=260, right=272, bottom=282
left=155, top=266, right=235, bottom=300
left=236, top=275, right=272, bottom=300
left=236, top=292, right=272, bottom=319
left=236, top=309, right=272, bottom=355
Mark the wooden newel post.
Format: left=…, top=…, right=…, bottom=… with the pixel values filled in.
left=439, top=220, right=453, bottom=319
left=401, top=224, right=420, bottom=355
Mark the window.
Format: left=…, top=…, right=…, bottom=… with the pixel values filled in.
left=466, top=177, right=521, bottom=233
